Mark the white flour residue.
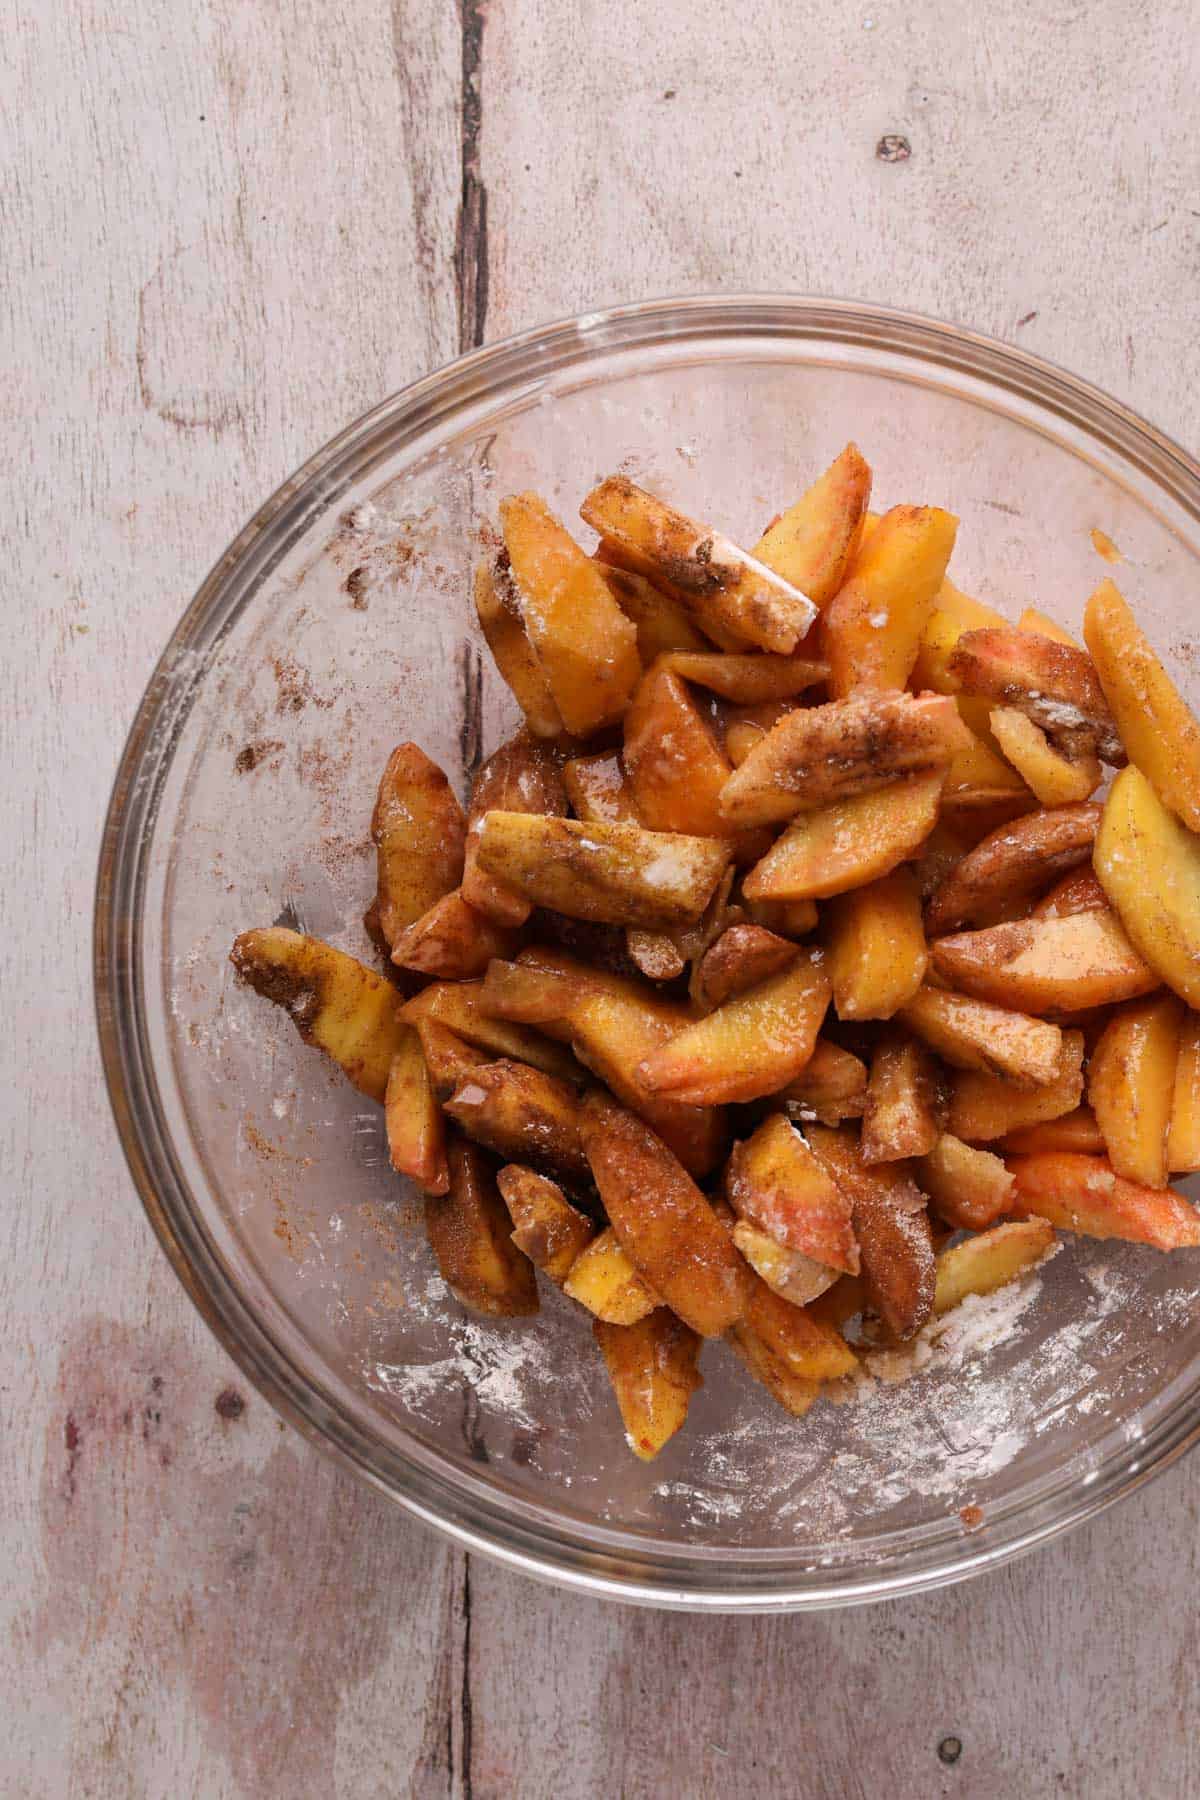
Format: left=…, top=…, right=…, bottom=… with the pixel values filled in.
left=653, top=1246, right=1124, bottom=1539
left=653, top=1480, right=746, bottom=1524
left=368, top=1314, right=565, bottom=1436
left=828, top=1245, right=1060, bottom=1403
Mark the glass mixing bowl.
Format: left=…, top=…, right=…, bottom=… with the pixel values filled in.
left=95, top=297, right=1200, bottom=1610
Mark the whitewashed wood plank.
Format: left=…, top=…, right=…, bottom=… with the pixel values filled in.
left=8, top=0, right=1200, bottom=1794
left=469, top=1470, right=1200, bottom=1799
left=1, top=1, right=467, bottom=1794
left=466, top=4, right=1200, bottom=1797
left=481, top=0, right=1200, bottom=447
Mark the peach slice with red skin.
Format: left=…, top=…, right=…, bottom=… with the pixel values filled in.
left=725, top=1112, right=859, bottom=1273
left=1006, top=1153, right=1200, bottom=1251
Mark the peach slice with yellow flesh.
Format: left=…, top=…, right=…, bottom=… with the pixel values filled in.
left=1084, top=576, right=1200, bottom=832
left=946, top=1031, right=1085, bottom=1141
left=580, top=475, right=817, bottom=653
left=743, top=773, right=945, bottom=903
left=725, top=1112, right=858, bottom=1272
left=637, top=950, right=831, bottom=1106
left=593, top=1311, right=703, bottom=1460
left=1094, top=764, right=1200, bottom=1009
left=930, top=908, right=1158, bottom=1013
left=823, top=503, right=958, bottom=697
left=501, top=490, right=640, bottom=735
left=580, top=1094, right=747, bottom=1337
left=1088, top=994, right=1183, bottom=1189
left=719, top=690, right=968, bottom=829
left=752, top=442, right=873, bottom=608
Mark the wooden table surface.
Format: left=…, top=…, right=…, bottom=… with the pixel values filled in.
left=7, top=3, right=1200, bottom=1794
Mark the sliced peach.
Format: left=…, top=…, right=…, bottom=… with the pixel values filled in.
left=726, top=1332, right=819, bottom=1418
left=474, top=552, right=563, bottom=738
left=461, top=731, right=568, bottom=928
left=1168, top=1013, right=1200, bottom=1174
left=911, top=578, right=1007, bottom=693
left=481, top=949, right=726, bottom=1175
left=743, top=894, right=820, bottom=938
left=1032, top=866, right=1108, bottom=919
left=925, top=802, right=1101, bottom=935
left=806, top=1272, right=868, bottom=1330
left=414, top=1022, right=491, bottom=1102
left=371, top=744, right=465, bottom=948
left=400, top=979, right=579, bottom=1082
left=1001, top=1105, right=1106, bottom=1155
left=719, top=690, right=967, bottom=828
left=1094, top=765, right=1200, bottom=1008
left=661, top=650, right=828, bottom=703
left=476, top=812, right=733, bottom=930
left=562, top=750, right=638, bottom=825
left=1006, top=1152, right=1200, bottom=1250
left=779, top=1038, right=869, bottom=1125
left=384, top=1027, right=448, bottom=1195
left=497, top=1166, right=595, bottom=1284
left=732, top=1268, right=857, bottom=1385
left=752, top=442, right=873, bottom=607
left=949, top=626, right=1123, bottom=764
left=946, top=1031, right=1085, bottom=1141
left=1084, top=576, right=1200, bottom=832
left=577, top=998, right=729, bottom=1175
left=1018, top=605, right=1081, bottom=648
left=230, top=928, right=407, bottom=1105
left=930, top=909, right=1158, bottom=1012
left=899, top=985, right=1064, bottom=1088
left=933, top=1218, right=1056, bottom=1315
left=825, top=868, right=928, bottom=1021
left=595, top=533, right=744, bottom=652
left=625, top=929, right=687, bottom=983
left=917, top=1134, right=1014, bottom=1231
left=805, top=1125, right=936, bottom=1340
left=743, top=773, right=945, bottom=903
left=392, top=889, right=519, bottom=981
left=715, top=1191, right=858, bottom=1379
left=623, top=661, right=733, bottom=837
left=444, top=1058, right=588, bottom=1184
left=593, top=1310, right=703, bottom=1460
left=424, top=1140, right=540, bottom=1317
left=691, top=923, right=798, bottom=1013
left=840, top=1183, right=936, bottom=1343
left=1088, top=994, right=1183, bottom=1189
left=725, top=1112, right=858, bottom=1272
left=824, top=504, right=958, bottom=696
left=940, top=723, right=1035, bottom=819
left=580, top=476, right=817, bottom=653
left=989, top=706, right=1102, bottom=806
left=911, top=817, right=984, bottom=900
left=562, top=1228, right=659, bottom=1324
left=480, top=948, right=640, bottom=1036
left=597, top=558, right=710, bottom=661
left=637, top=950, right=831, bottom=1106
left=501, top=491, right=640, bottom=734
left=580, top=1094, right=748, bottom=1337
left=722, top=698, right=800, bottom=768
left=860, top=1037, right=943, bottom=1164
left=729, top=1221, right=840, bottom=1307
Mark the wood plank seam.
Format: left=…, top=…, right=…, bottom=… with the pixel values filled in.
left=456, top=0, right=490, bottom=353
left=455, top=4, right=490, bottom=1790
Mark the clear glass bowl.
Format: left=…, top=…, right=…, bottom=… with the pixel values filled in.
left=96, top=296, right=1200, bottom=1610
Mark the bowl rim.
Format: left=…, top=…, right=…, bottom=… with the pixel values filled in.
left=94, top=292, right=1200, bottom=1611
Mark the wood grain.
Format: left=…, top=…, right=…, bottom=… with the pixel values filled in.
left=4, top=0, right=1200, bottom=1794
left=2, top=1, right=467, bottom=1794
left=481, top=1, right=1200, bottom=444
